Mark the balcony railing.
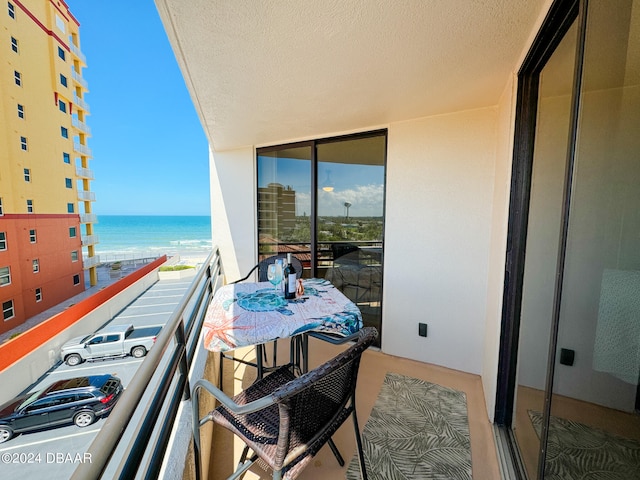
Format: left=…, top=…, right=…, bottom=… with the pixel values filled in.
left=80, top=213, right=98, bottom=224
left=72, top=117, right=92, bottom=135
left=69, top=42, right=86, bottom=63
left=70, top=249, right=222, bottom=480
left=71, top=70, right=88, bottom=89
left=78, top=190, right=96, bottom=202
left=82, top=254, right=101, bottom=269
left=81, top=234, right=99, bottom=246
left=73, top=142, right=92, bottom=156
left=73, top=94, right=90, bottom=113
left=76, top=166, right=94, bottom=179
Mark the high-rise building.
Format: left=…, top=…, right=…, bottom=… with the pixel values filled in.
left=0, top=0, right=97, bottom=334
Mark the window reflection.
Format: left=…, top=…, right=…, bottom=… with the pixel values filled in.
left=257, top=132, right=386, bottom=346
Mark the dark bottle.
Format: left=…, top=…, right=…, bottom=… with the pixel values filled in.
left=283, top=253, right=296, bottom=299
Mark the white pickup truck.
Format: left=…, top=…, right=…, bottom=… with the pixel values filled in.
left=61, top=324, right=162, bottom=366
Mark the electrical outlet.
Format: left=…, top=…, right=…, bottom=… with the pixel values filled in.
left=418, top=323, right=428, bottom=337
left=560, top=348, right=575, bottom=366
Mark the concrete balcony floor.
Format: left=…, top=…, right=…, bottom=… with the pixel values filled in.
left=204, top=336, right=500, bottom=480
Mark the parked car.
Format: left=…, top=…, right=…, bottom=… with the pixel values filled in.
left=0, top=374, right=124, bottom=443
left=61, top=323, right=162, bottom=366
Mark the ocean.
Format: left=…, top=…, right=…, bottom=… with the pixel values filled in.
left=93, top=215, right=212, bottom=262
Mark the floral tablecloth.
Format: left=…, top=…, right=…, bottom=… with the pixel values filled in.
left=202, top=278, right=363, bottom=352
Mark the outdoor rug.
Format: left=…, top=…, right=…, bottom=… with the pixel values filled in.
left=345, top=372, right=472, bottom=480
left=528, top=410, right=640, bottom=479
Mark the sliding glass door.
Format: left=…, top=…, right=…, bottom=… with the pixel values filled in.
left=498, top=0, right=640, bottom=478
left=257, top=131, right=386, bottom=346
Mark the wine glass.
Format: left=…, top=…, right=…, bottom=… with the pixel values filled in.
left=267, top=263, right=283, bottom=293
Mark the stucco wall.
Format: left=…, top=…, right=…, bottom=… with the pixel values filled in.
left=209, top=146, right=256, bottom=283
left=383, top=108, right=498, bottom=375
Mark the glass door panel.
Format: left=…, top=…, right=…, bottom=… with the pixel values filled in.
left=513, top=21, right=578, bottom=480
left=547, top=1, right=640, bottom=477
left=257, top=145, right=312, bottom=276
left=317, top=134, right=386, bottom=346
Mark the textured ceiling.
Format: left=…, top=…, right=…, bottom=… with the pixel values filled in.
left=155, top=0, right=548, bottom=151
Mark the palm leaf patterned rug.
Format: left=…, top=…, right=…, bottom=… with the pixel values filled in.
left=345, top=372, right=472, bottom=480
left=528, top=410, right=640, bottom=479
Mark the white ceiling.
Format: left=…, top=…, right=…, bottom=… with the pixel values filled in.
left=155, top=0, right=549, bottom=151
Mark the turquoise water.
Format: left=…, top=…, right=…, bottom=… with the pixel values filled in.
left=93, top=215, right=212, bottom=261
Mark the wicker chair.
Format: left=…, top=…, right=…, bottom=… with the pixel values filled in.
left=220, top=254, right=304, bottom=387
left=193, top=327, right=377, bottom=480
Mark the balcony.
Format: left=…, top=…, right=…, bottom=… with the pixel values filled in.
left=75, top=166, right=94, bottom=180
left=71, top=69, right=89, bottom=90
left=80, top=212, right=98, bottom=224
left=78, top=190, right=96, bottom=202
left=72, top=117, right=92, bottom=135
left=81, top=234, right=99, bottom=246
left=69, top=42, right=87, bottom=64
left=54, top=250, right=499, bottom=480
left=82, top=254, right=100, bottom=269
left=73, top=94, right=90, bottom=113
left=73, top=142, right=92, bottom=156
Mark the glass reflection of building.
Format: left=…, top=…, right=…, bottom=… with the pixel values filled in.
left=257, top=183, right=296, bottom=239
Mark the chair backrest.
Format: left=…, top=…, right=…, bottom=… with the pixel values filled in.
left=271, top=327, right=377, bottom=471
left=257, top=254, right=303, bottom=282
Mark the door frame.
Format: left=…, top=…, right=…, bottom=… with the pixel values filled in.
left=494, top=0, right=583, bottom=477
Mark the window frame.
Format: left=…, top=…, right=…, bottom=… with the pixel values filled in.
left=63, top=152, right=71, bottom=164
left=17, top=103, right=24, bottom=118
left=0, top=232, right=6, bottom=251
left=24, top=168, right=30, bottom=182
left=35, top=288, right=42, bottom=302
left=59, top=100, right=67, bottom=113
left=67, top=203, right=75, bottom=214
left=20, top=136, right=27, bottom=151
left=61, top=126, right=68, bottom=138
left=8, top=2, right=14, bottom=19
left=29, top=229, right=36, bottom=243
left=2, top=299, right=14, bottom=321
left=73, top=274, right=80, bottom=286
left=10, top=36, right=18, bottom=53
left=0, top=266, right=11, bottom=286
left=71, top=250, right=79, bottom=262
left=57, top=46, right=66, bottom=61
left=65, top=177, right=72, bottom=189
left=32, top=259, right=39, bottom=273
left=60, top=74, right=67, bottom=87
left=69, top=226, right=77, bottom=238
left=14, top=70, right=21, bottom=86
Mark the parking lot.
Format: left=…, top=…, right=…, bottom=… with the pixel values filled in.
left=0, top=276, right=194, bottom=479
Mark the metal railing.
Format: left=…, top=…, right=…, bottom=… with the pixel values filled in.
left=73, top=94, right=90, bottom=112
left=74, top=142, right=92, bottom=156
left=78, top=190, right=96, bottom=202
left=69, top=42, right=86, bottom=63
left=71, top=69, right=89, bottom=89
left=82, top=255, right=101, bottom=269
left=81, top=234, right=99, bottom=246
left=71, top=248, right=223, bottom=480
left=76, top=166, right=94, bottom=179
left=80, top=213, right=98, bottom=224
left=72, top=117, right=92, bottom=135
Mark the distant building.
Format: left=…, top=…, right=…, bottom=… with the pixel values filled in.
left=0, top=1, right=97, bottom=334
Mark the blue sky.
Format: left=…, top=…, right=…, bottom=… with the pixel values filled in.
left=66, top=1, right=210, bottom=216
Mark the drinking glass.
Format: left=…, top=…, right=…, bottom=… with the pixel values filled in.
left=267, top=263, right=282, bottom=293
